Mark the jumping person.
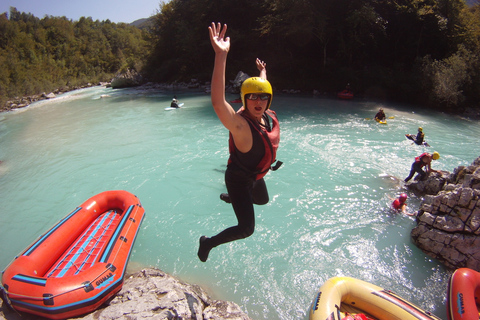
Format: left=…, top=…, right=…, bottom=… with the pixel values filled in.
left=197, top=22, right=282, bottom=262
left=404, top=152, right=440, bottom=182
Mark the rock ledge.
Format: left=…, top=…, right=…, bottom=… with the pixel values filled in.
left=409, top=156, right=480, bottom=270
left=0, top=268, right=251, bottom=320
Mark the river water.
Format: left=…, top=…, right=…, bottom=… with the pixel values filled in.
left=1, top=86, right=479, bottom=319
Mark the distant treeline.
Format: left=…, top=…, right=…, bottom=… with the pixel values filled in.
left=145, top=0, right=480, bottom=112
left=0, top=8, right=149, bottom=106
left=2, top=1, right=480, bottom=112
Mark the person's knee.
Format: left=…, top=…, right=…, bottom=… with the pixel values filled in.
left=239, top=224, right=255, bottom=238
left=254, top=196, right=269, bottom=205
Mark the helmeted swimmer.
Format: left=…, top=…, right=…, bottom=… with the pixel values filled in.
left=392, top=193, right=407, bottom=211
left=390, top=193, right=414, bottom=215
left=374, top=108, right=386, bottom=121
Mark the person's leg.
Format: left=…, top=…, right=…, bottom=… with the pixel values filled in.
left=252, top=178, right=269, bottom=205
left=221, top=177, right=269, bottom=205
left=198, top=169, right=256, bottom=262
left=405, top=163, right=416, bottom=182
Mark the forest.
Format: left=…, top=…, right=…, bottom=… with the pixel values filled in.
left=2, top=0, right=480, bottom=112
left=0, top=8, right=149, bottom=107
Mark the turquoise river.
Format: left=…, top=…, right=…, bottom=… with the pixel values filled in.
left=1, top=86, right=479, bottom=319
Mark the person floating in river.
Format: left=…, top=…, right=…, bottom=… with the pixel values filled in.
left=404, top=152, right=440, bottom=182
left=414, top=127, right=425, bottom=144
left=170, top=96, right=180, bottom=108
left=197, top=22, right=282, bottom=262
left=374, top=108, right=386, bottom=121
left=405, top=127, right=430, bottom=147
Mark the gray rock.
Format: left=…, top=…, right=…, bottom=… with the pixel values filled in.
left=0, top=268, right=251, bottom=320
left=111, top=69, right=143, bottom=89
left=410, top=156, right=480, bottom=271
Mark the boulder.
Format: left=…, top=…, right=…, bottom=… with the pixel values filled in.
left=0, top=268, right=251, bottom=320
left=111, top=69, right=143, bottom=89
left=405, top=170, right=450, bottom=196
left=409, top=156, right=480, bottom=271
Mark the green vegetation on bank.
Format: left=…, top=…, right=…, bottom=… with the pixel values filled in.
left=145, top=0, right=480, bottom=112
left=0, top=8, right=149, bottom=106
left=2, top=1, right=480, bottom=112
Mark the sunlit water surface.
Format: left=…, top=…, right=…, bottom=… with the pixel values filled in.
left=1, top=86, right=479, bottom=319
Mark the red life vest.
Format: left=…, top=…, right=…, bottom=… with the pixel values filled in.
left=415, top=152, right=429, bottom=167
left=228, top=109, right=280, bottom=180
left=392, top=199, right=404, bottom=210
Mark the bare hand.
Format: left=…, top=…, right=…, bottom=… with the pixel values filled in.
left=208, top=22, right=230, bottom=54
left=256, top=58, right=266, bottom=72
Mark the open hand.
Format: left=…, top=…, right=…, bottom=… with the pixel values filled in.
left=256, top=58, right=266, bottom=72
left=208, top=22, right=230, bottom=53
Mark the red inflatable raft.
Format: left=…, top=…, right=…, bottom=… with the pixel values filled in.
left=0, top=190, right=145, bottom=319
left=447, top=268, right=480, bottom=320
left=337, top=90, right=354, bottom=100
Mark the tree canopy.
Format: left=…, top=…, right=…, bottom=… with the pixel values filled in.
left=2, top=1, right=480, bottom=112
left=0, top=8, right=149, bottom=106
left=145, top=0, right=480, bottom=111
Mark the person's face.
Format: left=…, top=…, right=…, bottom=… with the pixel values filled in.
left=245, top=93, right=270, bottom=119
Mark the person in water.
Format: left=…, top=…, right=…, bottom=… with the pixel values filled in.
left=198, top=22, right=281, bottom=262
left=391, top=193, right=408, bottom=213
left=406, top=127, right=429, bottom=146
left=170, top=96, right=180, bottom=108
left=404, top=151, right=440, bottom=182
left=374, top=108, right=386, bottom=121
left=414, top=127, right=425, bottom=144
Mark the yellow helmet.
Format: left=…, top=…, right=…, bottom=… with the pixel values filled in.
left=432, top=151, right=440, bottom=160
left=418, top=127, right=423, bottom=132
left=240, top=77, right=273, bottom=109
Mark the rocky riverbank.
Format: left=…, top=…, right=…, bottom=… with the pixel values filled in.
left=0, top=268, right=251, bottom=320
left=408, top=156, right=480, bottom=271
left=0, top=83, right=102, bottom=113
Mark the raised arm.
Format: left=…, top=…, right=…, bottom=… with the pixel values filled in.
left=256, top=58, right=267, bottom=80
left=209, top=23, right=245, bottom=132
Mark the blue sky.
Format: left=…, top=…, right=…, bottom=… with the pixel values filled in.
left=1, top=0, right=162, bottom=23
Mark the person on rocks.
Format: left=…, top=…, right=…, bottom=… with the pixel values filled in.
left=197, top=22, right=282, bottom=262
left=404, top=152, right=440, bottom=182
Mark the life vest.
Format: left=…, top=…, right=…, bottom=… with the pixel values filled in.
left=416, top=132, right=424, bottom=142
left=415, top=153, right=429, bottom=167
left=228, top=109, right=281, bottom=180
left=392, top=199, right=404, bottom=210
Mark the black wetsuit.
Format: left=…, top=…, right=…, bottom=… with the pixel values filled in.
left=375, top=112, right=386, bottom=121
left=198, top=112, right=278, bottom=262
left=414, top=132, right=424, bottom=145
left=405, top=153, right=428, bottom=182
left=209, top=120, right=270, bottom=248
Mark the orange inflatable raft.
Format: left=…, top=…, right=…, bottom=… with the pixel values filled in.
left=447, top=268, right=480, bottom=320
left=0, top=190, right=145, bottom=319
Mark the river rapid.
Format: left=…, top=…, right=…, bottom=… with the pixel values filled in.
left=1, top=86, right=479, bottom=319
